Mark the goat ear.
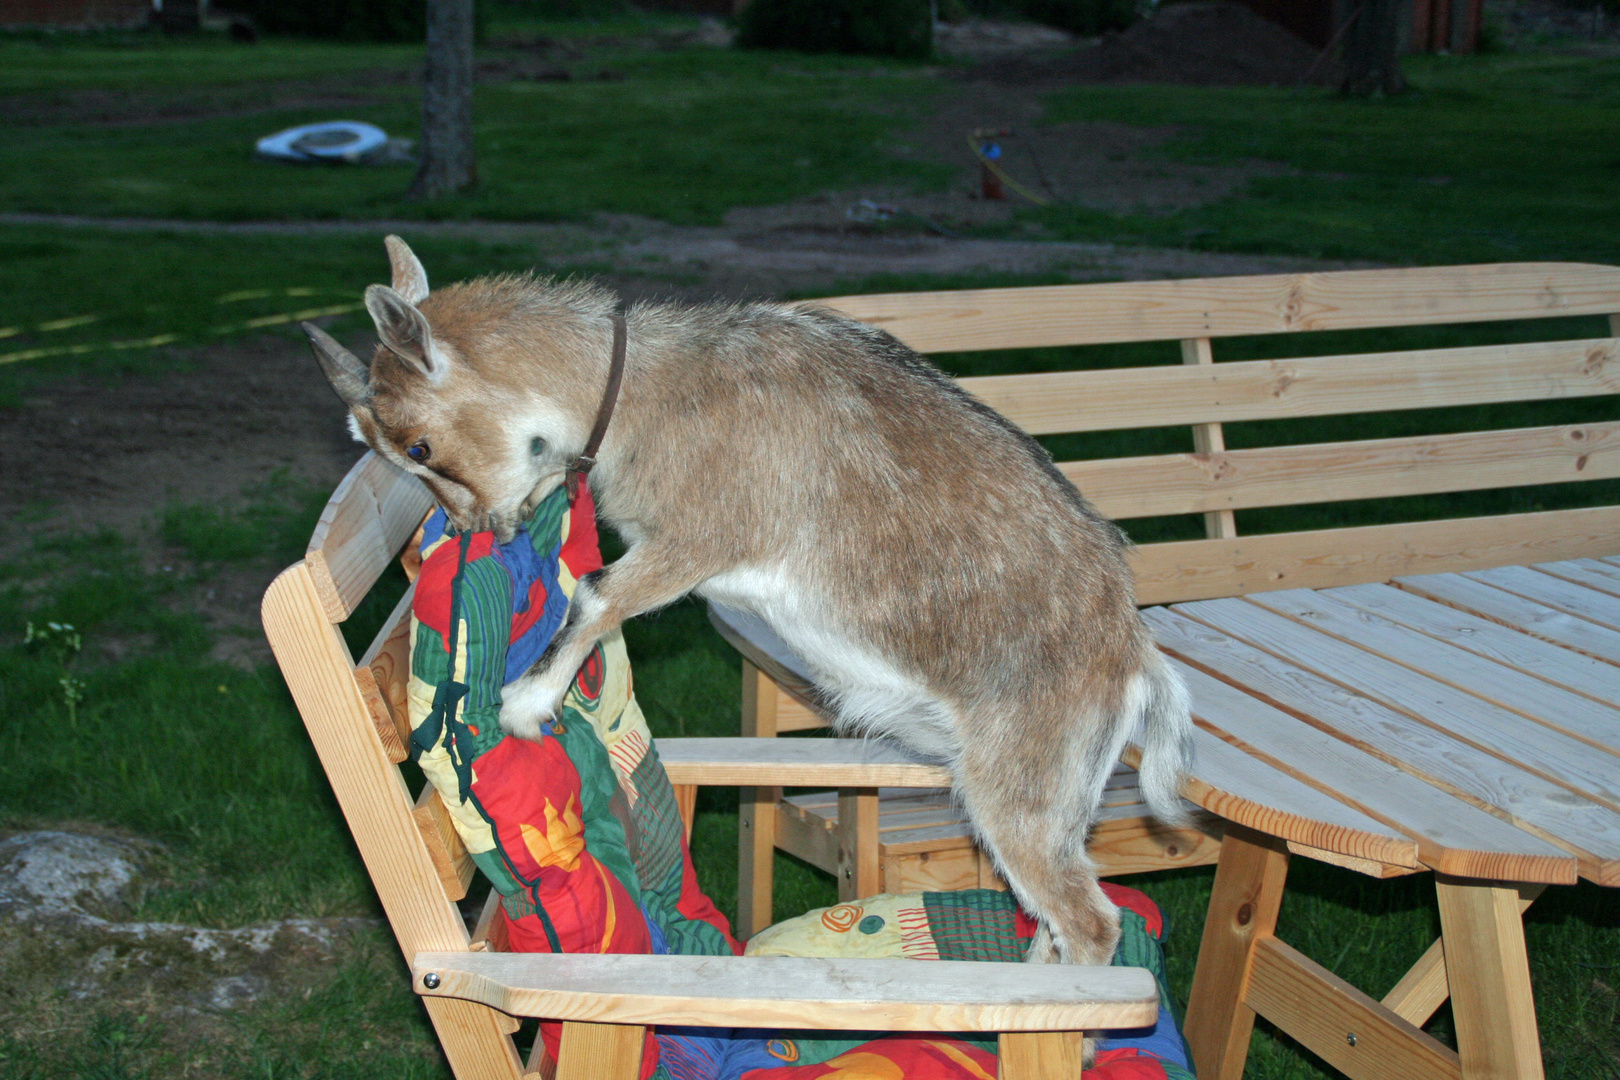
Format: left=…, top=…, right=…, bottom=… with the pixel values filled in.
left=384, top=234, right=429, bottom=305
left=365, top=284, right=447, bottom=381
left=301, top=321, right=370, bottom=409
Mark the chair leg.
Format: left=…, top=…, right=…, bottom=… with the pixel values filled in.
left=555, top=1022, right=646, bottom=1080
left=1182, top=823, right=1290, bottom=1080
left=737, top=660, right=780, bottom=939
left=1435, top=877, right=1545, bottom=1080
left=998, top=1031, right=1085, bottom=1079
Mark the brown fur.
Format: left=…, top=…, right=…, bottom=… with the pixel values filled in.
left=304, top=238, right=1194, bottom=984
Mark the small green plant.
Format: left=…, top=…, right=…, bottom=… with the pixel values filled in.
left=24, top=619, right=86, bottom=727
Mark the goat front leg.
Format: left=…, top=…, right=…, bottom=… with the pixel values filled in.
left=499, top=542, right=715, bottom=740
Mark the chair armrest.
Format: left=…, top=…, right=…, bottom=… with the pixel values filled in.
left=412, top=951, right=1158, bottom=1032
left=656, top=737, right=952, bottom=788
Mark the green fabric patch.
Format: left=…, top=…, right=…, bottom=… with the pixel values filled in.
left=921, top=889, right=1028, bottom=963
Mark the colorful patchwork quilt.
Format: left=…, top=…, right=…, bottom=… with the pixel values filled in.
left=407, top=484, right=1194, bottom=1080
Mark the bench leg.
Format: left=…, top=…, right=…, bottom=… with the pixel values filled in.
left=555, top=1022, right=646, bottom=1080
left=998, top=1031, right=1085, bottom=1079
left=1182, top=823, right=1290, bottom=1080
left=837, top=787, right=881, bottom=901
left=737, top=660, right=780, bottom=939
left=1435, top=877, right=1545, bottom=1080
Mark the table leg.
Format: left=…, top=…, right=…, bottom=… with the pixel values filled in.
left=1434, top=876, right=1545, bottom=1080
left=1183, top=823, right=1290, bottom=1080
left=1384, top=884, right=1543, bottom=1027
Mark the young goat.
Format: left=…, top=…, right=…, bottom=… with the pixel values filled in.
left=305, top=236, right=1193, bottom=970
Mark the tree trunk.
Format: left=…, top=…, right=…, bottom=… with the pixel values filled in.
left=1339, top=0, right=1406, bottom=96
left=411, top=0, right=477, bottom=199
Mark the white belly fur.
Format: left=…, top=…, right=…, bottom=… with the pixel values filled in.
left=698, top=566, right=962, bottom=761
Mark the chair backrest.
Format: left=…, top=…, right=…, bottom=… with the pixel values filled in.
left=262, top=453, right=531, bottom=1079
left=815, top=263, right=1620, bottom=604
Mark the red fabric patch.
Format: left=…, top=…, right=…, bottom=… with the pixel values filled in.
left=472, top=737, right=652, bottom=957
left=1100, top=883, right=1164, bottom=939
left=510, top=574, right=555, bottom=643
left=1089, top=1047, right=1170, bottom=1079
left=741, top=1037, right=999, bottom=1079
left=414, top=532, right=495, bottom=641
left=559, top=482, right=603, bottom=580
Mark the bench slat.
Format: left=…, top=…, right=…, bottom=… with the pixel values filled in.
left=1130, top=505, right=1620, bottom=605
left=1464, top=564, right=1620, bottom=632
left=410, top=951, right=1160, bottom=1032
left=816, top=263, right=1620, bottom=353
left=955, top=337, right=1620, bottom=436
left=1069, top=422, right=1620, bottom=520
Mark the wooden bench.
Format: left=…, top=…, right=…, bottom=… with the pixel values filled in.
left=707, top=262, right=1620, bottom=1078
left=262, top=451, right=1160, bottom=1080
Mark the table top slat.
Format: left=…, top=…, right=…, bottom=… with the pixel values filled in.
left=1247, top=589, right=1620, bottom=758
left=1529, top=559, right=1620, bottom=599
left=1463, top=565, right=1620, bottom=633
left=1147, top=606, right=1610, bottom=884
left=1170, top=659, right=1538, bottom=876
left=1164, top=725, right=1420, bottom=867
left=1395, top=573, right=1620, bottom=665
left=1324, top=583, right=1620, bottom=711
left=1185, top=598, right=1620, bottom=814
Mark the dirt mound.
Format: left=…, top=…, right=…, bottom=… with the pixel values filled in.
left=969, top=2, right=1338, bottom=88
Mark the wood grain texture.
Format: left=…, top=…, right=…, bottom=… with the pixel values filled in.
left=814, top=263, right=1620, bottom=353
left=1247, top=937, right=1461, bottom=1080
left=1193, top=598, right=1620, bottom=815
left=1131, top=506, right=1620, bottom=606
left=999, top=1031, right=1086, bottom=1080
left=1436, top=878, right=1546, bottom=1080
left=657, top=737, right=953, bottom=788
left=1148, top=607, right=1588, bottom=884
left=554, top=1022, right=645, bottom=1080
left=956, top=337, right=1620, bottom=437
left=1129, top=724, right=1419, bottom=868
left=304, top=452, right=433, bottom=623
left=1247, top=589, right=1620, bottom=756
left=1325, top=583, right=1620, bottom=708
left=835, top=788, right=881, bottom=901
left=411, top=951, right=1159, bottom=1032
left=1532, top=557, right=1620, bottom=597
left=1069, top=423, right=1620, bottom=521
left=355, top=582, right=417, bottom=762
left=1183, top=825, right=1290, bottom=1080
left=1180, top=335, right=1238, bottom=539
left=413, top=784, right=475, bottom=902
left=1395, top=571, right=1620, bottom=666
left=1161, top=640, right=1551, bottom=878
left=1465, top=564, right=1620, bottom=632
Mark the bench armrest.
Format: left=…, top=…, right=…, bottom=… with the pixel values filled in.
left=655, top=736, right=952, bottom=788
left=412, top=951, right=1158, bottom=1031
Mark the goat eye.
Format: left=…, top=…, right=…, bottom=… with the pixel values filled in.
left=530, top=437, right=545, bottom=455
left=407, top=442, right=430, bottom=462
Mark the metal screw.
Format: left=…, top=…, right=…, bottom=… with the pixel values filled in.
left=843, top=867, right=852, bottom=879
left=1346, top=1033, right=1358, bottom=1047
left=423, top=972, right=441, bottom=990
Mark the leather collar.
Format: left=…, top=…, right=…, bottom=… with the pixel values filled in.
left=565, top=311, right=626, bottom=502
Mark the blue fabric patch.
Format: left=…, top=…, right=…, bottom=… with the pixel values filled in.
left=496, top=524, right=570, bottom=686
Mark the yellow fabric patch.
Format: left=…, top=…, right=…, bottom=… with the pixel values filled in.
left=744, top=894, right=925, bottom=960
left=519, top=795, right=585, bottom=871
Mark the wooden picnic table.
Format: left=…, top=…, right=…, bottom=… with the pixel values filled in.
left=1146, top=556, right=1620, bottom=1080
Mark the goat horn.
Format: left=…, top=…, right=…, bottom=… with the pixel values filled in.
left=301, top=321, right=371, bottom=408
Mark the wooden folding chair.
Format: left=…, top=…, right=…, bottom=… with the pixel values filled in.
left=262, top=451, right=1160, bottom=1080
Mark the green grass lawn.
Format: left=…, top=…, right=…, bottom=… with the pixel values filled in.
left=3, top=16, right=1620, bottom=1080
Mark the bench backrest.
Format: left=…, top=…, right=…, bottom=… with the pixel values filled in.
left=817, top=263, right=1620, bottom=605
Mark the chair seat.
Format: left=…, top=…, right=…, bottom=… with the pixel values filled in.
left=779, top=770, right=1223, bottom=894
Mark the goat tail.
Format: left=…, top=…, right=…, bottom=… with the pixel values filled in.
left=1131, top=647, right=1195, bottom=828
